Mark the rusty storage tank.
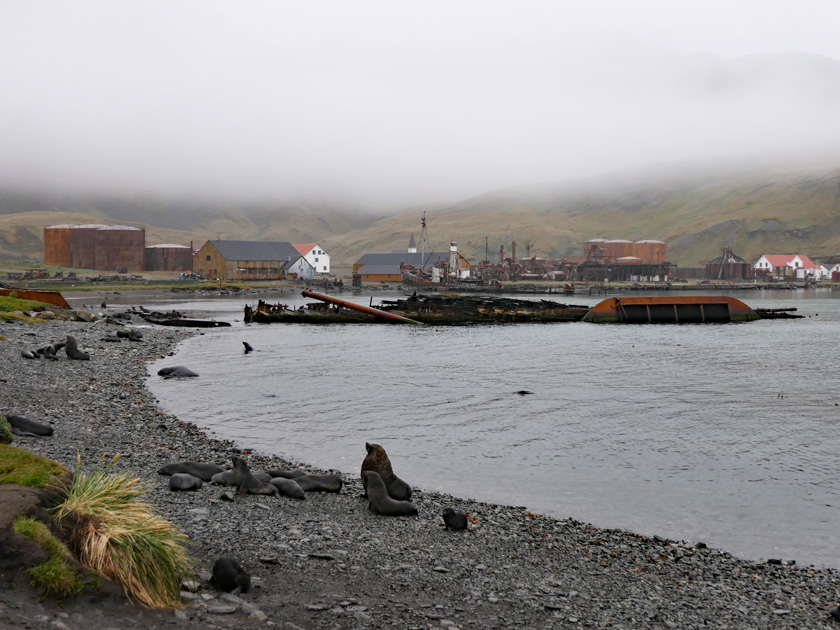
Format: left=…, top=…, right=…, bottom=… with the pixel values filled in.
left=583, top=239, right=607, bottom=260
left=94, top=225, right=145, bottom=271
left=44, top=224, right=108, bottom=269
left=145, top=244, right=193, bottom=272
left=634, top=240, right=667, bottom=264
left=604, top=239, right=634, bottom=260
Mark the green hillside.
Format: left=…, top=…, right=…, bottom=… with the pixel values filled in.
left=1, top=161, right=839, bottom=268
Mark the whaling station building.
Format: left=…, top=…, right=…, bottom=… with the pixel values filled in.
left=193, top=240, right=316, bottom=281
left=44, top=224, right=191, bottom=273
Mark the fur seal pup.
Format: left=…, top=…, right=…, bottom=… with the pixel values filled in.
left=363, top=471, right=418, bottom=517
left=361, top=442, right=411, bottom=501
left=442, top=507, right=468, bottom=530
left=243, top=341, right=253, bottom=353
left=20, top=350, right=36, bottom=359
left=64, top=335, right=90, bottom=360
left=269, top=477, right=306, bottom=499
left=232, top=456, right=279, bottom=496
left=294, top=473, right=343, bottom=493
left=169, top=473, right=203, bottom=491
left=211, top=557, right=250, bottom=593
left=158, top=461, right=223, bottom=481
left=211, top=470, right=272, bottom=486
left=157, top=366, right=199, bottom=378
left=5, top=415, right=54, bottom=437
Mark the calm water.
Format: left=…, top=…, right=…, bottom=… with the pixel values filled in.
left=132, top=288, right=840, bottom=568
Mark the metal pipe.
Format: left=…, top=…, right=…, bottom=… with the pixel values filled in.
left=301, top=289, right=423, bottom=325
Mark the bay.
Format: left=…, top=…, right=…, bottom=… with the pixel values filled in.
left=136, top=288, right=840, bottom=568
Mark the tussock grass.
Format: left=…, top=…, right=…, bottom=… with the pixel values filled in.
left=0, top=415, right=12, bottom=444
left=53, top=455, right=194, bottom=610
left=0, top=444, right=68, bottom=486
left=13, top=516, right=83, bottom=597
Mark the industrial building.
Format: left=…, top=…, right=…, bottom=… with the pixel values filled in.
left=193, top=240, right=315, bottom=281
left=145, top=244, right=194, bottom=272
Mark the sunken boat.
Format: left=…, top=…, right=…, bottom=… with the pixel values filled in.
left=582, top=296, right=803, bottom=324
left=245, top=289, right=591, bottom=325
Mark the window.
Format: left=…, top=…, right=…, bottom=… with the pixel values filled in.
left=206, top=255, right=211, bottom=261
left=315, top=257, right=319, bottom=262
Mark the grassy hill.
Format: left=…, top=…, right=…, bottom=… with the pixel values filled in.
left=1, top=161, right=840, bottom=268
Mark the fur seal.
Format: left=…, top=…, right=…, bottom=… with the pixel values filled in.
left=243, top=341, right=253, bottom=353
left=232, top=456, right=279, bottom=496
left=442, top=507, right=468, bottom=530
left=211, top=470, right=272, bottom=486
left=157, top=366, right=199, bottom=378
left=363, top=471, right=418, bottom=517
left=20, top=349, right=36, bottom=359
left=64, top=335, right=90, bottom=360
left=361, top=442, right=411, bottom=500
left=294, top=473, right=343, bottom=493
left=157, top=462, right=223, bottom=481
left=269, top=477, right=306, bottom=499
left=266, top=469, right=307, bottom=479
left=5, top=415, right=54, bottom=437
left=211, top=557, right=250, bottom=593
left=169, top=473, right=203, bottom=491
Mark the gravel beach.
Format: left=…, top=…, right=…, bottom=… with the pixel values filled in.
left=1, top=314, right=839, bottom=629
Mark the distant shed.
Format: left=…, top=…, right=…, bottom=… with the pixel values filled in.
left=145, top=244, right=193, bottom=272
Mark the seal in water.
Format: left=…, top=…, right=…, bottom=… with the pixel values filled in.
left=269, top=477, right=306, bottom=499
left=158, top=462, right=223, bottom=481
left=232, top=456, right=278, bottom=496
left=211, top=557, right=250, bottom=593
left=157, top=366, right=199, bottom=378
left=363, top=471, right=418, bottom=517
left=5, top=415, right=54, bottom=437
left=64, top=335, right=90, bottom=360
left=243, top=341, right=253, bottom=353
left=442, top=507, right=468, bottom=530
left=294, top=473, right=343, bottom=493
left=361, top=442, right=411, bottom=501
left=169, top=473, right=203, bottom=491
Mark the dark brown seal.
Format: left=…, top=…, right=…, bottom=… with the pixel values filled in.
left=158, top=461, right=223, bottom=482
left=64, top=335, right=90, bottom=360
left=211, top=557, right=250, bottom=593
left=363, top=471, right=418, bottom=517
left=361, top=442, right=411, bottom=500
left=232, top=456, right=278, bottom=496
left=169, top=473, right=203, bottom=491
left=442, top=507, right=468, bottom=530
left=269, top=477, right=306, bottom=499
left=294, top=473, right=342, bottom=493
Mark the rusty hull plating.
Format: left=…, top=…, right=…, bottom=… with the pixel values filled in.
left=582, top=296, right=760, bottom=324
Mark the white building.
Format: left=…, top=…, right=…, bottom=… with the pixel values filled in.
left=753, top=254, right=823, bottom=280
left=294, top=243, right=331, bottom=274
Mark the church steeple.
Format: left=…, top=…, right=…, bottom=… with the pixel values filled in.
left=407, top=233, right=417, bottom=253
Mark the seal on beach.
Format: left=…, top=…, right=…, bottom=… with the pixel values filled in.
left=64, top=335, right=90, bottom=360
left=158, top=461, right=223, bottom=482
left=211, top=557, right=251, bottom=593
left=5, top=415, right=54, bottom=437
left=294, top=473, right=343, bottom=493
left=20, top=349, right=36, bottom=359
left=442, top=507, right=468, bottom=530
left=243, top=341, right=253, bottom=353
left=232, top=456, right=279, bottom=496
left=266, top=468, right=307, bottom=479
left=157, top=366, right=199, bottom=378
left=363, top=471, right=418, bottom=517
left=211, top=469, right=272, bottom=486
left=269, top=477, right=306, bottom=499
left=169, top=473, right=203, bottom=491
left=361, top=442, right=411, bottom=500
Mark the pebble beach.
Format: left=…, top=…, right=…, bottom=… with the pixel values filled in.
left=1, top=313, right=839, bottom=630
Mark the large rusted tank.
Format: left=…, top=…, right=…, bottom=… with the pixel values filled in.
left=44, top=224, right=107, bottom=268
left=145, top=244, right=193, bottom=272
left=94, top=225, right=145, bottom=271
left=634, top=240, right=667, bottom=264
left=603, top=239, right=634, bottom=260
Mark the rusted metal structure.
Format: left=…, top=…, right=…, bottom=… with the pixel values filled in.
left=0, top=288, right=72, bottom=309
left=705, top=247, right=755, bottom=280
left=583, top=296, right=761, bottom=323
left=94, top=226, right=145, bottom=271
left=44, top=224, right=146, bottom=271
left=145, top=244, right=193, bottom=272
left=301, top=289, right=422, bottom=324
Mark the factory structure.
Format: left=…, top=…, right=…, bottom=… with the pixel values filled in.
left=43, top=224, right=192, bottom=272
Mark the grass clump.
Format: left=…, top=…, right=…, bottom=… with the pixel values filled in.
left=53, top=454, right=194, bottom=610
left=0, top=444, right=68, bottom=486
left=13, top=516, right=83, bottom=597
left=0, top=415, right=12, bottom=444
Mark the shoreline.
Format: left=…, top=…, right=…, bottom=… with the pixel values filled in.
left=1, top=316, right=839, bottom=629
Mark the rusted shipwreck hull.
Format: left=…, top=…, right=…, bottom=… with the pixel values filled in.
left=0, top=288, right=71, bottom=310
left=140, top=311, right=231, bottom=328
left=582, top=296, right=798, bottom=324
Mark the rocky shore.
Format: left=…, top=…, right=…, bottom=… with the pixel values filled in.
left=1, top=315, right=839, bottom=629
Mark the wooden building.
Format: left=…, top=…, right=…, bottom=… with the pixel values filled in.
left=194, top=240, right=315, bottom=281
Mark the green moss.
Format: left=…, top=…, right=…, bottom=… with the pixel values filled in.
left=0, top=415, right=12, bottom=444
left=0, top=444, right=68, bottom=487
left=13, top=517, right=83, bottom=597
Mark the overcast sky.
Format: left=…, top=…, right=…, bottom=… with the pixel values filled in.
left=1, top=1, right=840, bottom=205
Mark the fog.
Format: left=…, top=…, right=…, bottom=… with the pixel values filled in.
left=1, top=1, right=840, bottom=206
